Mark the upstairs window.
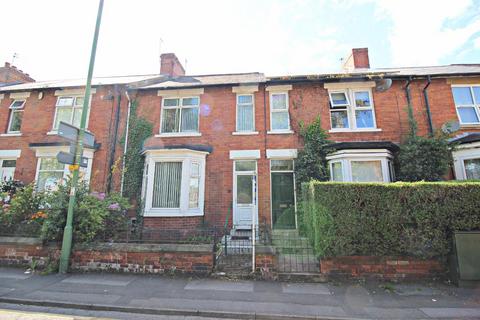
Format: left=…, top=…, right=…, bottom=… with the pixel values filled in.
left=236, top=94, right=254, bottom=132
left=328, top=89, right=376, bottom=130
left=53, top=96, right=85, bottom=130
left=270, top=92, right=290, bottom=131
left=452, top=86, right=480, bottom=125
left=7, top=100, right=25, bottom=133
left=160, top=97, right=200, bottom=134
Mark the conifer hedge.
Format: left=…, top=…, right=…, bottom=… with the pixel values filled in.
left=301, top=182, right=480, bottom=259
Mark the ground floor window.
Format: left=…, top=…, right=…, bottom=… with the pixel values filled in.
left=35, top=157, right=92, bottom=191
left=270, top=159, right=296, bottom=229
left=0, top=159, right=16, bottom=181
left=143, top=149, right=207, bottom=217
left=327, top=149, right=393, bottom=182
left=464, top=158, right=480, bottom=179
left=452, top=143, right=480, bottom=180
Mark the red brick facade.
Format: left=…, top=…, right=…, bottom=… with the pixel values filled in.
left=1, top=52, right=479, bottom=231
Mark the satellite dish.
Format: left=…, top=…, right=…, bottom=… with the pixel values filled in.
left=375, top=78, right=392, bottom=92
left=442, top=121, right=460, bottom=134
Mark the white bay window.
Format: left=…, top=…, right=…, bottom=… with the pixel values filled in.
left=32, top=146, right=93, bottom=191
left=452, top=141, right=480, bottom=180
left=327, top=149, right=394, bottom=182
left=143, top=149, right=207, bottom=217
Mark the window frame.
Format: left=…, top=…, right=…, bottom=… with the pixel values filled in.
left=235, top=94, right=255, bottom=133
left=0, top=158, right=17, bottom=181
left=328, top=88, right=377, bottom=131
left=451, top=85, right=480, bottom=125
left=51, top=95, right=91, bottom=132
left=452, top=142, right=480, bottom=180
left=159, top=96, right=200, bottom=135
left=327, top=150, right=393, bottom=183
left=269, top=92, right=291, bottom=132
left=7, top=99, right=26, bottom=134
left=143, top=150, right=207, bottom=217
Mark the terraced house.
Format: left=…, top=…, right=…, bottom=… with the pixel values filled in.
left=1, top=49, right=480, bottom=233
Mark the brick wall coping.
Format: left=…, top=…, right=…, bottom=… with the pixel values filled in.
left=74, top=242, right=213, bottom=253
left=255, top=245, right=276, bottom=254
left=0, top=236, right=42, bottom=245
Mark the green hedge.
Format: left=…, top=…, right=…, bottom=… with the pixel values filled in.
left=301, top=181, right=480, bottom=259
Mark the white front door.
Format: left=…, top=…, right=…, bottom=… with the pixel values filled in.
left=233, top=160, right=258, bottom=229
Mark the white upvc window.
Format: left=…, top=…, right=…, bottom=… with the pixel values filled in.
left=236, top=94, right=255, bottom=132
left=0, top=159, right=17, bottom=181
left=33, top=147, right=93, bottom=191
left=451, top=85, right=480, bottom=125
left=52, top=96, right=87, bottom=130
left=328, top=89, right=377, bottom=130
left=143, top=149, right=207, bottom=217
left=452, top=142, right=480, bottom=180
left=160, top=97, right=200, bottom=134
left=7, top=100, right=25, bottom=133
left=327, top=149, right=393, bottom=182
left=270, top=92, right=290, bottom=132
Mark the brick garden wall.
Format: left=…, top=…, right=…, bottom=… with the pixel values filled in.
left=320, top=256, right=445, bottom=280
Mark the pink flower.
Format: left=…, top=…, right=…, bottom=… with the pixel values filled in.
left=108, top=203, right=121, bottom=211
left=90, top=192, right=106, bottom=200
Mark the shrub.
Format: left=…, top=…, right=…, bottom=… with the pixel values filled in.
left=41, top=180, right=130, bottom=243
left=295, top=117, right=332, bottom=186
left=0, top=183, right=45, bottom=236
left=302, top=181, right=480, bottom=259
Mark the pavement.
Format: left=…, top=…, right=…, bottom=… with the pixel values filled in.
left=0, top=267, right=479, bottom=320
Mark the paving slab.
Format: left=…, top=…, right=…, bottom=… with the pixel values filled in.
left=281, top=282, right=331, bottom=295
left=25, top=291, right=122, bottom=305
left=60, top=275, right=134, bottom=287
left=394, top=284, right=443, bottom=296
left=363, top=307, right=428, bottom=319
left=129, top=297, right=347, bottom=317
left=184, top=279, right=253, bottom=293
left=420, top=307, right=480, bottom=318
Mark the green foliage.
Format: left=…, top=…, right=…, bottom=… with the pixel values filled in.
left=397, top=102, right=453, bottom=181
left=295, top=117, right=332, bottom=186
left=0, top=183, right=45, bottom=236
left=41, top=179, right=130, bottom=243
left=302, top=181, right=480, bottom=259
left=397, top=134, right=453, bottom=181
left=122, top=100, right=153, bottom=201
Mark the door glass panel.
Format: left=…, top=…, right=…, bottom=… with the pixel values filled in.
left=235, top=160, right=256, bottom=171
left=351, top=160, right=383, bottom=182
left=271, top=160, right=293, bottom=171
left=236, top=175, right=253, bottom=204
left=464, top=158, right=480, bottom=180
left=271, top=172, right=295, bottom=229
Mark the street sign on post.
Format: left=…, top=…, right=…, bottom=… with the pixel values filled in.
left=58, top=0, right=104, bottom=274
left=56, top=151, right=88, bottom=168
left=58, top=122, right=95, bottom=148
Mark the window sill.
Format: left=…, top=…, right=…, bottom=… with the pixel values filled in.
left=232, top=131, right=259, bottom=135
left=0, top=133, right=22, bottom=137
left=460, top=124, right=480, bottom=128
left=155, top=132, right=202, bottom=138
left=329, top=128, right=382, bottom=133
left=267, top=130, right=294, bottom=135
left=143, top=210, right=204, bottom=217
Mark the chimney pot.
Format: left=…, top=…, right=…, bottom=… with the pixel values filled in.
left=160, top=53, right=185, bottom=76
left=4, top=62, right=10, bottom=68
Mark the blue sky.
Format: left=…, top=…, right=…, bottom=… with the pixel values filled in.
left=1, top=0, right=479, bottom=80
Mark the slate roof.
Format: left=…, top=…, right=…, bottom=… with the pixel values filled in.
left=0, top=64, right=478, bottom=92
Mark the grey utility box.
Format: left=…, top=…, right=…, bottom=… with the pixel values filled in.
left=454, top=232, right=480, bottom=281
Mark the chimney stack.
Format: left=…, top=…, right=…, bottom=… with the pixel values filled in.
left=160, top=53, right=185, bottom=77
left=0, top=62, right=35, bottom=83
left=342, top=48, right=370, bottom=72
